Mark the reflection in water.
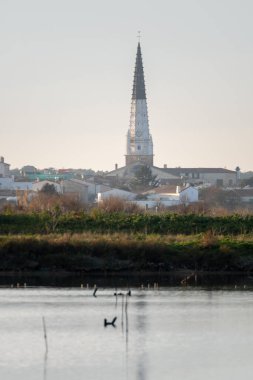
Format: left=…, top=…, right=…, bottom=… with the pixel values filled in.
left=121, top=295, right=124, bottom=331
left=125, top=295, right=129, bottom=348
left=42, top=316, right=48, bottom=380
left=114, top=292, right=130, bottom=379
left=135, top=295, right=147, bottom=380
left=43, top=352, right=47, bottom=380
left=125, top=295, right=129, bottom=380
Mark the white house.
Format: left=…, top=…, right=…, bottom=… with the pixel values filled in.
left=135, top=185, right=198, bottom=209
left=179, top=186, right=199, bottom=203
left=97, top=188, right=137, bottom=202
left=77, top=180, right=111, bottom=200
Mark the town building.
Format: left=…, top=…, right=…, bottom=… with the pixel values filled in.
left=60, top=179, right=89, bottom=204
left=161, top=167, right=237, bottom=187
left=0, top=157, right=10, bottom=177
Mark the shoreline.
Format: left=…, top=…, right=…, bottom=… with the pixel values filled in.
left=0, top=270, right=251, bottom=289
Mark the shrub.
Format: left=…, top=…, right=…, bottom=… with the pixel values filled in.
left=98, top=197, right=141, bottom=213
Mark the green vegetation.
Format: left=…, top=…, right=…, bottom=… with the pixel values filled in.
left=0, top=211, right=253, bottom=235
left=0, top=232, right=252, bottom=272
left=0, top=209, right=253, bottom=273
left=130, top=165, right=158, bottom=191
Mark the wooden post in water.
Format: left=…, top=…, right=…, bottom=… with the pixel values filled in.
left=93, top=285, right=98, bottom=297
left=121, top=294, right=124, bottom=328
left=42, top=316, right=48, bottom=353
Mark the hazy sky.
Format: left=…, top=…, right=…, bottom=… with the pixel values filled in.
left=1, top=0, right=252, bottom=172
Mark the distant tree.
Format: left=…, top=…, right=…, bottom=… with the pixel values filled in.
left=40, top=183, right=58, bottom=195
left=200, top=187, right=226, bottom=205
left=130, top=165, right=158, bottom=191
left=241, top=177, right=253, bottom=187
left=28, top=193, right=84, bottom=213
left=98, top=196, right=141, bottom=213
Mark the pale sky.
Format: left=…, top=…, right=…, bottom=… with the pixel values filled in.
left=1, top=0, right=252, bottom=172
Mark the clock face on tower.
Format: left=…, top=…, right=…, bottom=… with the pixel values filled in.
left=136, top=129, right=142, bottom=137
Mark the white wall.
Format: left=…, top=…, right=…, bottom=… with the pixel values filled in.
left=179, top=187, right=198, bottom=203
left=0, top=177, right=14, bottom=189
left=98, top=189, right=136, bottom=202
left=0, top=177, right=32, bottom=190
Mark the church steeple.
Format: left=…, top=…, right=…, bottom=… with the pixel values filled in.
left=125, top=41, right=154, bottom=166
left=132, top=43, right=146, bottom=100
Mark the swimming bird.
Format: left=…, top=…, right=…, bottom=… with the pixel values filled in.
left=104, top=317, right=117, bottom=327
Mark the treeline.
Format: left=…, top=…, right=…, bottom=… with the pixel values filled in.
left=0, top=211, right=253, bottom=235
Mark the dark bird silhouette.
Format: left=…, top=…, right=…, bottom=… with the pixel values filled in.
left=104, top=317, right=117, bottom=327
left=114, top=290, right=131, bottom=296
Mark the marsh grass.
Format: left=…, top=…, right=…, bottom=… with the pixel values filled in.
left=0, top=231, right=252, bottom=252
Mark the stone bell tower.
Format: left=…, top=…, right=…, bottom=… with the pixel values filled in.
left=125, top=42, right=154, bottom=166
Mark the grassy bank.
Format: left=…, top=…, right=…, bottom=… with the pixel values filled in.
left=0, top=211, right=253, bottom=235
left=0, top=232, right=253, bottom=273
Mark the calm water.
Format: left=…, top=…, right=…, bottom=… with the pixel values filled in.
left=0, top=287, right=253, bottom=380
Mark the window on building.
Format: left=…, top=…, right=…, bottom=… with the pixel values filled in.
left=137, top=145, right=141, bottom=150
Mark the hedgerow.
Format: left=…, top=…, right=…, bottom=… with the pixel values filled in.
left=0, top=211, right=253, bottom=235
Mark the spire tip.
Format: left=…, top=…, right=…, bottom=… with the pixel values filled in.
left=137, top=31, right=141, bottom=43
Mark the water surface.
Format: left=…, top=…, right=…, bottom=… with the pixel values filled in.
left=0, top=287, right=252, bottom=380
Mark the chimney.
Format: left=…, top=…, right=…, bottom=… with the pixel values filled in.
left=115, top=163, right=118, bottom=170
left=0, top=157, right=4, bottom=163
left=164, top=164, right=167, bottom=169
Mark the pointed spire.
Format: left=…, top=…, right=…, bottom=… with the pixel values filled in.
left=132, top=43, right=146, bottom=100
